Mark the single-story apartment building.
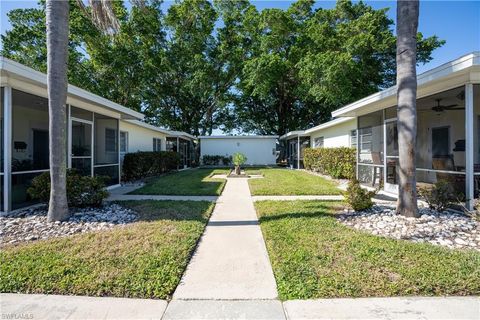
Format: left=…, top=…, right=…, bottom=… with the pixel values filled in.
left=280, top=117, right=356, bottom=169
left=283, top=52, right=480, bottom=210
left=0, top=57, right=194, bottom=212
left=120, top=120, right=196, bottom=168
left=199, top=135, right=278, bottom=166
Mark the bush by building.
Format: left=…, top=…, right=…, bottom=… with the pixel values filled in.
left=303, top=147, right=356, bottom=179
left=122, top=151, right=180, bottom=181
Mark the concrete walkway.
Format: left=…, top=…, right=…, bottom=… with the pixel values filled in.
left=283, top=296, right=480, bottom=320
left=2, top=293, right=478, bottom=320
left=1, top=293, right=168, bottom=320
left=107, top=194, right=218, bottom=202
left=172, top=177, right=278, bottom=300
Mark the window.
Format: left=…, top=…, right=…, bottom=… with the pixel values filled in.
left=313, top=137, right=324, bottom=148
left=153, top=138, right=162, bottom=151
left=359, top=127, right=372, bottom=153
left=105, top=128, right=117, bottom=152
left=120, top=131, right=128, bottom=153
left=350, top=130, right=357, bottom=148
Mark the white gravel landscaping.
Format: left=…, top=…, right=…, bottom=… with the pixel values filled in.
left=0, top=203, right=137, bottom=246
left=338, top=205, right=480, bottom=251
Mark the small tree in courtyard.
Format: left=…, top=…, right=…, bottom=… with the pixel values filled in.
left=232, top=152, right=247, bottom=175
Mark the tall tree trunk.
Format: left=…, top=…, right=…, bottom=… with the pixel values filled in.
left=46, top=0, right=69, bottom=221
left=396, top=0, right=419, bottom=217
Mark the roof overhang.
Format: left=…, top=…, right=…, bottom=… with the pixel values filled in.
left=125, top=120, right=172, bottom=135
left=279, top=131, right=308, bottom=140
left=332, top=52, right=480, bottom=118
left=167, top=131, right=196, bottom=140
left=0, top=56, right=144, bottom=120
left=304, top=117, right=355, bottom=134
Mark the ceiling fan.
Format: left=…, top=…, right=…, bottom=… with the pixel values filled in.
left=422, top=98, right=465, bottom=113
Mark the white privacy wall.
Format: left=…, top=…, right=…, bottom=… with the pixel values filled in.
left=309, top=119, right=356, bottom=148
left=200, top=136, right=278, bottom=165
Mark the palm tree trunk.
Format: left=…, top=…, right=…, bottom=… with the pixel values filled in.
left=46, top=0, right=69, bottom=221
left=396, top=0, right=419, bottom=217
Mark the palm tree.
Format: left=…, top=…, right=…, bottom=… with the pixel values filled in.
left=45, top=0, right=121, bottom=222
left=396, top=0, right=419, bottom=217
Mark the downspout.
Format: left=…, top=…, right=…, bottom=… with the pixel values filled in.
left=3, top=86, right=12, bottom=212
left=297, top=135, right=300, bottom=169
left=177, top=136, right=180, bottom=170
left=465, top=83, right=474, bottom=210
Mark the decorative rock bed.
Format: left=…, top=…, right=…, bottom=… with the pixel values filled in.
left=338, top=205, right=480, bottom=251
left=0, top=203, right=137, bottom=246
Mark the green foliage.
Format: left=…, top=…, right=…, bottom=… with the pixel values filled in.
left=227, top=0, right=444, bottom=135
left=133, top=169, right=228, bottom=196
left=1, top=0, right=444, bottom=136
left=248, top=168, right=341, bottom=196
left=304, top=147, right=356, bottom=179
left=418, top=180, right=457, bottom=212
left=344, top=179, right=376, bottom=211
left=201, top=155, right=232, bottom=166
left=255, top=200, right=480, bottom=300
left=0, top=200, right=214, bottom=299
left=122, top=151, right=179, bottom=181
left=232, top=152, right=247, bottom=166
left=27, top=170, right=108, bottom=207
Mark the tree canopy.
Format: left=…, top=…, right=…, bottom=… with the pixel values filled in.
left=1, top=0, right=444, bottom=135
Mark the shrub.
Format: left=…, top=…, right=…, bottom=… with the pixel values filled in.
left=344, top=179, right=376, bottom=211
left=417, top=180, right=457, bottom=212
left=202, top=155, right=232, bottom=166
left=304, top=147, right=356, bottom=179
left=222, top=156, right=232, bottom=166
left=122, top=151, right=179, bottom=181
left=28, top=170, right=109, bottom=207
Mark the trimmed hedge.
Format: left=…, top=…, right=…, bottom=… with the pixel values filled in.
left=202, top=155, right=232, bottom=166
left=122, top=151, right=180, bottom=181
left=303, top=147, right=356, bottom=179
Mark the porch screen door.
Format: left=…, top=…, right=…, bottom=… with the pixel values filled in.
left=384, top=119, right=399, bottom=193
left=70, top=119, right=93, bottom=176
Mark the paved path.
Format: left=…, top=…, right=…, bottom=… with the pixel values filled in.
left=283, top=296, right=480, bottom=320
left=3, top=293, right=478, bottom=319
left=1, top=293, right=168, bottom=320
left=252, top=195, right=344, bottom=201
left=172, top=177, right=278, bottom=300
left=107, top=194, right=218, bottom=202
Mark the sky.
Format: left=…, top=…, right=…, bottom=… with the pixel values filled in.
left=1, top=0, right=479, bottom=73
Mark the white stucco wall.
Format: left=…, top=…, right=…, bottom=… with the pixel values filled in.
left=200, top=137, right=278, bottom=165
left=309, top=119, right=356, bottom=148
left=119, top=121, right=167, bottom=153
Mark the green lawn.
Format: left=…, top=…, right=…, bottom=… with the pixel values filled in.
left=132, top=168, right=229, bottom=196
left=255, top=200, right=480, bottom=300
left=247, top=168, right=341, bottom=195
left=0, top=200, right=214, bottom=299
